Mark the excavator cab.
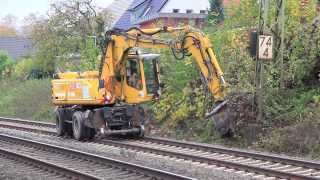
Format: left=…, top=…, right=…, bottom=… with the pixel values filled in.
left=123, top=53, right=161, bottom=103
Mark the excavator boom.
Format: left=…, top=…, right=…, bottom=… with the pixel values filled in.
left=101, top=26, right=227, bottom=99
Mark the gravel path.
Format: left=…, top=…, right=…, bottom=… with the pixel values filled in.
left=0, top=127, right=268, bottom=180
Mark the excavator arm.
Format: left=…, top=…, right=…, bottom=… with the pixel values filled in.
left=101, top=26, right=227, bottom=100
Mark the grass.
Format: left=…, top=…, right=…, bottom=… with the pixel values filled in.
left=0, top=79, right=54, bottom=122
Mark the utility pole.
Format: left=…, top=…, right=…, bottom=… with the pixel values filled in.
left=279, top=0, right=285, bottom=89
left=255, top=0, right=270, bottom=123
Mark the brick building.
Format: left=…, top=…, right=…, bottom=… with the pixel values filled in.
left=113, top=0, right=210, bottom=30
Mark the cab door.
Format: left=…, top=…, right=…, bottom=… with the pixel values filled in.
left=123, top=57, right=150, bottom=103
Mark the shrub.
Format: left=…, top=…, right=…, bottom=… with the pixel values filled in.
left=13, top=58, right=34, bottom=79
left=79, top=38, right=100, bottom=70
left=255, top=108, right=320, bottom=158
left=0, top=79, right=54, bottom=122
left=0, top=51, right=13, bottom=78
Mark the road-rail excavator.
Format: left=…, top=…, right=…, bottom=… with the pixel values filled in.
left=52, top=26, right=232, bottom=140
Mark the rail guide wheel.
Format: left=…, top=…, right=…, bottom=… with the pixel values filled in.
left=138, top=125, right=145, bottom=138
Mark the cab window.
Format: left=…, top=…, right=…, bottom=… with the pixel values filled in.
left=126, top=59, right=142, bottom=89
left=143, top=58, right=159, bottom=94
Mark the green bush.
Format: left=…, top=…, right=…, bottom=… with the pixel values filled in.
left=13, top=58, right=34, bottom=79
left=79, top=38, right=100, bottom=71
left=0, top=51, right=13, bottom=78
left=0, top=79, right=54, bottom=122
left=255, top=108, right=320, bottom=158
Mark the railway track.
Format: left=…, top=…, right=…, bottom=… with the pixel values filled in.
left=0, top=133, right=192, bottom=180
left=0, top=145, right=98, bottom=180
left=1, top=117, right=320, bottom=180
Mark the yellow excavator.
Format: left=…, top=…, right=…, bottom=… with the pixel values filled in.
left=52, top=26, right=232, bottom=140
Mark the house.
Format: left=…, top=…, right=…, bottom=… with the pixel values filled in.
left=113, top=0, right=210, bottom=30
left=107, top=0, right=134, bottom=28
left=0, top=37, right=33, bottom=60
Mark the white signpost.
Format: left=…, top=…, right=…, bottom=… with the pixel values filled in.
left=258, top=35, right=273, bottom=60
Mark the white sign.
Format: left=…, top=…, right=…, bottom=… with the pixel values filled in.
left=258, top=35, right=273, bottom=60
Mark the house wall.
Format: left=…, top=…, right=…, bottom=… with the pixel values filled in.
left=0, top=37, right=33, bottom=60
left=113, top=0, right=243, bottom=30
left=140, top=17, right=205, bottom=29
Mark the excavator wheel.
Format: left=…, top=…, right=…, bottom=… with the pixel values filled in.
left=55, top=108, right=66, bottom=136
left=66, top=123, right=74, bottom=137
left=86, top=128, right=96, bottom=140
left=72, top=111, right=96, bottom=140
left=72, top=111, right=86, bottom=141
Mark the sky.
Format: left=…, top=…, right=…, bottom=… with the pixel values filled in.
left=0, top=0, right=114, bottom=26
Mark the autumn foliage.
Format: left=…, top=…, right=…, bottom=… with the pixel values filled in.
left=0, top=25, right=17, bottom=37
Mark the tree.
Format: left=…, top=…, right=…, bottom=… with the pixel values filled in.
left=0, top=14, right=18, bottom=37
left=25, top=0, right=112, bottom=75
left=49, top=0, right=97, bottom=39
left=208, top=0, right=225, bottom=24
left=0, top=51, right=13, bottom=78
left=1, top=14, right=17, bottom=27
left=0, top=25, right=17, bottom=37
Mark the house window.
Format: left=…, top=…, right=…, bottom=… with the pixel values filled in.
left=173, top=9, right=180, bottom=13
left=186, top=9, right=193, bottom=14
left=200, top=10, right=206, bottom=14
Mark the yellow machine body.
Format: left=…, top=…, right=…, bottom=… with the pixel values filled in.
left=52, top=54, right=159, bottom=106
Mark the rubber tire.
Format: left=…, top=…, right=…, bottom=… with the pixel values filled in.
left=55, top=109, right=66, bottom=136
left=86, top=128, right=96, bottom=140
left=66, top=123, right=74, bottom=137
left=72, top=111, right=86, bottom=141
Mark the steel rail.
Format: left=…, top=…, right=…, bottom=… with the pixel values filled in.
left=0, top=147, right=100, bottom=180
left=0, top=134, right=193, bottom=180
left=100, top=139, right=319, bottom=180
left=143, top=136, right=320, bottom=171
left=0, top=117, right=55, bottom=128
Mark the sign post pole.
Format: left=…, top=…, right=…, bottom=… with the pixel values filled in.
left=255, top=0, right=271, bottom=123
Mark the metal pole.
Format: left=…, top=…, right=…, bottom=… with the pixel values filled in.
left=279, top=0, right=285, bottom=89
left=255, top=0, right=269, bottom=122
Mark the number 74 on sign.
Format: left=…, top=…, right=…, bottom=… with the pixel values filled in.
left=258, top=35, right=273, bottom=60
